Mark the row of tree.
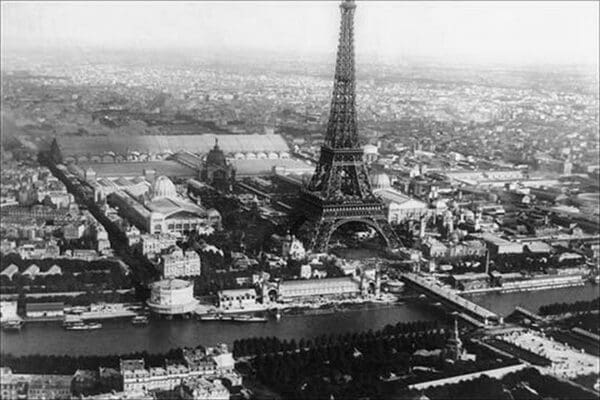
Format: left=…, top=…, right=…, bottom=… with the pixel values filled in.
left=538, top=297, right=599, bottom=315
left=0, top=267, right=131, bottom=294
left=233, top=320, right=442, bottom=358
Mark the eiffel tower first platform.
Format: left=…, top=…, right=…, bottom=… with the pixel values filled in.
left=292, top=0, right=401, bottom=252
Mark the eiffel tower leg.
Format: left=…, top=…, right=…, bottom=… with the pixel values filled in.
left=372, top=217, right=402, bottom=249
left=310, top=219, right=336, bottom=253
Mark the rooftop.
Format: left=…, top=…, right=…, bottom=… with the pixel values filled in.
left=25, top=302, right=64, bottom=311
left=231, top=158, right=313, bottom=176
left=151, top=278, right=192, bottom=290
left=57, top=134, right=289, bottom=156
left=280, top=276, right=359, bottom=289
left=80, top=160, right=196, bottom=178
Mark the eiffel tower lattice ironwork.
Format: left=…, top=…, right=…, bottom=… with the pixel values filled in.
left=294, top=0, right=401, bottom=252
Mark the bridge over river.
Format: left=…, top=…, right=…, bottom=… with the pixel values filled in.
left=401, top=272, right=501, bottom=327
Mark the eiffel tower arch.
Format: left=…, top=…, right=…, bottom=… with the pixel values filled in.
left=292, top=0, right=401, bottom=252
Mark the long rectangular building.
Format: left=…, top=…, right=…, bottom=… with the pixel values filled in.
left=53, top=134, right=290, bottom=163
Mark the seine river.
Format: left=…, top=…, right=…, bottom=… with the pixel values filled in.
left=2, top=285, right=598, bottom=357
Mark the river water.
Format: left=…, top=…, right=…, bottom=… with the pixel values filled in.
left=463, top=283, right=599, bottom=317
left=1, top=302, right=438, bottom=356
left=2, top=285, right=598, bottom=357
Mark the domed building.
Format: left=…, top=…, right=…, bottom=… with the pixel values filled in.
left=151, top=176, right=178, bottom=199
left=200, top=139, right=235, bottom=193
left=144, top=176, right=210, bottom=235
left=370, top=172, right=392, bottom=191
left=363, top=144, right=379, bottom=164
left=370, top=171, right=429, bottom=225
left=108, top=175, right=214, bottom=236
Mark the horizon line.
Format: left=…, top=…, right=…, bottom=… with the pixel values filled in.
left=2, top=45, right=599, bottom=71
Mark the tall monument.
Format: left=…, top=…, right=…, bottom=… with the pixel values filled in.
left=294, top=0, right=400, bottom=252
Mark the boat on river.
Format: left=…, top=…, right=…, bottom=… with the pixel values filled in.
left=132, top=315, right=150, bottom=326
left=2, top=320, right=25, bottom=331
left=273, top=309, right=282, bottom=320
left=64, top=321, right=103, bottom=331
left=385, top=280, right=406, bottom=293
left=198, top=313, right=267, bottom=323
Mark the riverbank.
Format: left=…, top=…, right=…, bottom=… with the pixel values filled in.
left=1, top=301, right=440, bottom=356
left=457, top=274, right=588, bottom=296
left=195, top=292, right=402, bottom=315
left=464, top=283, right=599, bottom=317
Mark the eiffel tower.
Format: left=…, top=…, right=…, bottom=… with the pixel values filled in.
left=293, top=0, right=400, bottom=252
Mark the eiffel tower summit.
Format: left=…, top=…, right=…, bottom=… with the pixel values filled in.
left=293, top=0, right=401, bottom=252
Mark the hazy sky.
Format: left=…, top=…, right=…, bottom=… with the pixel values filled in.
left=2, top=1, right=598, bottom=66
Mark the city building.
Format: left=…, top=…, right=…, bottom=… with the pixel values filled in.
left=81, top=390, right=154, bottom=400
left=108, top=176, right=216, bottom=236
left=22, top=264, right=40, bottom=278
left=25, top=302, right=65, bottom=319
left=478, top=233, right=524, bottom=255
left=444, top=169, right=525, bottom=187
left=182, top=344, right=235, bottom=376
left=200, top=139, right=235, bottom=192
left=120, top=344, right=235, bottom=394
left=147, top=279, right=198, bottom=315
left=450, top=273, right=490, bottom=291
left=271, top=232, right=306, bottom=260
left=363, top=144, right=379, bottom=164
left=0, top=301, right=19, bottom=322
left=52, top=134, right=290, bottom=165
left=422, top=237, right=449, bottom=258
left=16, top=240, right=61, bottom=259
left=1, top=264, right=19, bottom=280
left=64, top=222, right=87, bottom=240
left=120, top=359, right=187, bottom=393
left=125, top=225, right=142, bottom=247
left=158, top=246, right=201, bottom=279
left=260, top=273, right=380, bottom=303
left=371, top=172, right=430, bottom=224
left=68, top=249, right=97, bottom=260
left=217, top=288, right=258, bottom=310
left=41, top=191, right=73, bottom=209
left=179, top=377, right=229, bottom=400
left=139, top=233, right=179, bottom=256
left=0, top=368, right=28, bottom=400
left=27, top=374, right=73, bottom=400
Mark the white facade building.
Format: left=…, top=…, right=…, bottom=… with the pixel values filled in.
left=217, top=288, right=258, bottom=310
left=140, top=233, right=179, bottom=256
left=109, top=176, right=215, bottom=236
left=371, top=172, right=429, bottom=224
left=121, top=344, right=235, bottom=395
left=180, top=378, right=229, bottom=400
left=159, top=247, right=201, bottom=279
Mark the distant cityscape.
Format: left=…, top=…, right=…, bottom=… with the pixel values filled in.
left=1, top=0, right=599, bottom=399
